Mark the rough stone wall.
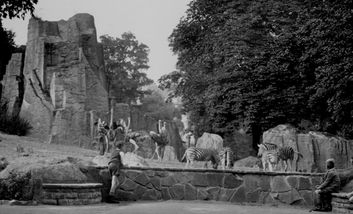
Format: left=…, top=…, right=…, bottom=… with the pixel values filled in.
left=19, top=14, right=109, bottom=146
left=263, top=125, right=353, bottom=172
left=97, top=167, right=322, bottom=206
left=1, top=53, right=24, bottom=116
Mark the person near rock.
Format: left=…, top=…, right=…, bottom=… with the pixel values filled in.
left=107, top=142, right=124, bottom=203
left=311, top=158, right=340, bottom=212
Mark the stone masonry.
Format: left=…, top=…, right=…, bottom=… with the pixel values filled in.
left=97, top=167, right=322, bottom=206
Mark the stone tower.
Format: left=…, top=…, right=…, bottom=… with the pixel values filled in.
left=19, top=14, right=109, bottom=146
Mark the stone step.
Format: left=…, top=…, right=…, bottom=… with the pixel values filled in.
left=332, top=193, right=353, bottom=213
left=41, top=183, right=103, bottom=205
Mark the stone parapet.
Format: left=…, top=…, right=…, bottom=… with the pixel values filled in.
left=97, top=166, right=322, bottom=206
left=41, top=183, right=103, bottom=205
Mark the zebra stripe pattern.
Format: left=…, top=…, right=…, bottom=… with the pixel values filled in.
left=219, top=147, right=234, bottom=170
left=182, top=147, right=219, bottom=169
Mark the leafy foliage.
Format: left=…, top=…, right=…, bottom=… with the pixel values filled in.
left=0, top=0, right=38, bottom=19
left=139, top=85, right=182, bottom=121
left=161, top=0, right=353, bottom=142
left=0, top=172, right=31, bottom=200
left=100, top=33, right=153, bottom=104
left=0, top=99, right=32, bottom=136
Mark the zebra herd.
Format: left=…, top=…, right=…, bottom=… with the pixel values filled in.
left=257, top=143, right=302, bottom=172
left=94, top=119, right=300, bottom=172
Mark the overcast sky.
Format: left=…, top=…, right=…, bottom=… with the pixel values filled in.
left=2, top=0, right=191, bottom=82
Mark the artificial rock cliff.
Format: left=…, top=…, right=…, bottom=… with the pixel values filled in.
left=19, top=14, right=109, bottom=146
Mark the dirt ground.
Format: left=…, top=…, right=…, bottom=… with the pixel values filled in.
left=0, top=200, right=320, bottom=214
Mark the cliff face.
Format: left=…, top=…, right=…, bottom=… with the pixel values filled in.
left=19, top=14, right=109, bottom=146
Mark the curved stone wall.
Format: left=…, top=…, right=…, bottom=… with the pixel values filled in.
left=97, top=167, right=323, bottom=206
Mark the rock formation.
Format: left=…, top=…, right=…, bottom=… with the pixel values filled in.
left=196, top=132, right=224, bottom=152
left=1, top=53, right=25, bottom=116
left=263, top=124, right=353, bottom=172
left=17, top=14, right=109, bottom=146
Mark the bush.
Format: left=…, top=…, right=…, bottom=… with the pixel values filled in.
left=0, top=99, right=32, bottom=136
left=0, top=172, right=31, bottom=200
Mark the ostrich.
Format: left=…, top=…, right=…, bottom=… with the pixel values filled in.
left=149, top=120, right=169, bottom=161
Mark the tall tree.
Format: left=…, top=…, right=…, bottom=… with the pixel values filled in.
left=161, top=0, right=353, bottom=144
left=100, top=32, right=153, bottom=104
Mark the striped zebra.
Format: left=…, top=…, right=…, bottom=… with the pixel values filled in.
left=257, top=144, right=302, bottom=172
left=181, top=147, right=220, bottom=169
left=219, top=147, right=234, bottom=170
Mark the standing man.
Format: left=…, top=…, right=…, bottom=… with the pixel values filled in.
left=107, top=142, right=124, bottom=203
left=311, top=158, right=340, bottom=212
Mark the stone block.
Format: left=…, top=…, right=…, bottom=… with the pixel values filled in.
left=243, top=175, right=260, bottom=192
left=133, top=185, right=148, bottom=200
left=299, top=190, right=313, bottom=206
left=259, top=192, right=269, bottom=204
left=224, top=174, right=243, bottom=189
left=173, top=172, right=192, bottom=184
left=259, top=176, right=271, bottom=191
left=218, top=188, right=235, bottom=201
left=277, top=189, right=303, bottom=205
left=206, top=187, right=220, bottom=200
left=150, top=177, right=161, bottom=190
left=169, top=184, right=185, bottom=200
left=161, top=187, right=171, bottom=200
left=298, top=177, right=312, bottom=190
left=135, top=173, right=150, bottom=186
left=197, top=188, right=209, bottom=200
left=286, top=176, right=298, bottom=189
left=116, top=189, right=137, bottom=201
left=184, top=183, right=197, bottom=200
left=207, top=173, right=224, bottom=187
left=246, top=188, right=261, bottom=203
left=145, top=170, right=155, bottom=177
left=41, top=199, right=58, bottom=205
left=190, top=173, right=208, bottom=187
left=230, top=186, right=246, bottom=203
left=155, top=171, right=168, bottom=177
left=125, top=170, right=141, bottom=180
left=120, top=178, right=138, bottom=191
left=271, top=176, right=291, bottom=192
left=141, top=189, right=161, bottom=200
left=161, top=176, right=177, bottom=187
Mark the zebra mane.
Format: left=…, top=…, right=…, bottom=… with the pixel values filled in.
left=262, top=143, right=278, bottom=150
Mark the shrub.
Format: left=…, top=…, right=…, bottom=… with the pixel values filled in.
left=0, top=172, right=31, bottom=200
left=0, top=99, right=32, bottom=136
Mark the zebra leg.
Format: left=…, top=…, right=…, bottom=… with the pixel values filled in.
left=104, top=136, right=109, bottom=155
left=226, top=152, right=231, bottom=169
left=156, top=145, right=162, bottom=161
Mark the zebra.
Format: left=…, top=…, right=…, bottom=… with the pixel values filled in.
left=181, top=147, right=220, bottom=169
left=257, top=144, right=302, bottom=172
left=219, top=147, right=234, bottom=170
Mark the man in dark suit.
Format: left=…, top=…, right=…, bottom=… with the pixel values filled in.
left=311, top=158, right=340, bottom=212
left=107, top=142, right=124, bottom=203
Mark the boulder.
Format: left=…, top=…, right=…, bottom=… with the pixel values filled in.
left=121, top=152, right=149, bottom=167
left=196, top=132, right=223, bottom=152
left=162, top=146, right=177, bottom=161
left=263, top=125, right=299, bottom=171
left=233, top=156, right=261, bottom=169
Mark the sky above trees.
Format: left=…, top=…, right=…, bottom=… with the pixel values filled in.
left=2, top=0, right=191, bottom=81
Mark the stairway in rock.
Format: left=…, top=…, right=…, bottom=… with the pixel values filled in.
left=41, top=183, right=103, bottom=205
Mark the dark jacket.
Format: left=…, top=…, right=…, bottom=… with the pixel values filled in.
left=108, top=149, right=123, bottom=166
left=318, top=168, right=340, bottom=193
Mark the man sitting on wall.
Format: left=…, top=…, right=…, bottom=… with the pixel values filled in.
left=107, top=142, right=124, bottom=203
left=311, top=158, right=340, bottom=212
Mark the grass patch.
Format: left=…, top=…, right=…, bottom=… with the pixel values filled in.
left=0, top=99, right=32, bottom=136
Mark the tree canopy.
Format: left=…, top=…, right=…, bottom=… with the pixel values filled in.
left=100, top=32, right=153, bottom=104
left=160, top=0, right=353, bottom=141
